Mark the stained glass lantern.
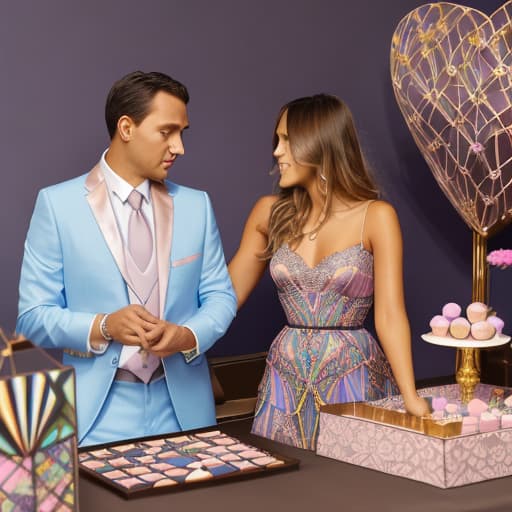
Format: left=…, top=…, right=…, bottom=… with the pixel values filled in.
left=0, top=331, right=78, bottom=510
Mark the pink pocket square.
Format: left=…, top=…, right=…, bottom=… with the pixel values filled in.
left=171, top=253, right=201, bottom=268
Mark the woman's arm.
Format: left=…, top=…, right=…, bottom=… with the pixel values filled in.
left=367, top=201, right=430, bottom=416
left=228, top=195, right=278, bottom=309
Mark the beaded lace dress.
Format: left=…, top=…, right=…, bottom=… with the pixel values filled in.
left=251, top=236, right=399, bottom=450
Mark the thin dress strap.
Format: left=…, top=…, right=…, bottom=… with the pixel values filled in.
left=360, top=200, right=375, bottom=249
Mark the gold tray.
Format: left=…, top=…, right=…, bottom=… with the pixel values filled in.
left=320, top=402, right=462, bottom=438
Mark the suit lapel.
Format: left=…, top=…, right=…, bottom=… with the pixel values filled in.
left=86, top=164, right=174, bottom=318
left=85, top=164, right=132, bottom=286
left=151, top=181, right=173, bottom=318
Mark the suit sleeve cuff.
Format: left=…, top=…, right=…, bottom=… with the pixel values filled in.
left=86, top=317, right=109, bottom=355
left=181, top=325, right=200, bottom=363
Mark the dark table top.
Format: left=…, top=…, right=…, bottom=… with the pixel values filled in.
left=79, top=418, right=512, bottom=512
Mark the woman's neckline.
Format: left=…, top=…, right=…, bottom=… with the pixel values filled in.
left=282, top=243, right=372, bottom=270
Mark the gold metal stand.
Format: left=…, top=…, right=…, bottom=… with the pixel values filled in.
left=455, top=232, right=487, bottom=403
left=472, top=231, right=488, bottom=303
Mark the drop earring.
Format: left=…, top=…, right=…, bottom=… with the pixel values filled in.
left=319, top=172, right=328, bottom=195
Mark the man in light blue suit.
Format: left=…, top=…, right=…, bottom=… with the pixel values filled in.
left=17, top=71, right=237, bottom=446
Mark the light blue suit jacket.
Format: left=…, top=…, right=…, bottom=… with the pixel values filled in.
left=16, top=164, right=237, bottom=444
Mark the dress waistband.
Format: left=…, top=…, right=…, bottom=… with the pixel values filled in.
left=287, top=324, right=363, bottom=331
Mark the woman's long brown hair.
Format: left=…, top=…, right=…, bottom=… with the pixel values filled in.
left=262, top=94, right=379, bottom=259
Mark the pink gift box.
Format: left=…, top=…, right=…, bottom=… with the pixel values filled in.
left=316, top=384, right=512, bottom=488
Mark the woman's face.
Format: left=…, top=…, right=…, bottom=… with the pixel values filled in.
left=273, top=111, right=315, bottom=189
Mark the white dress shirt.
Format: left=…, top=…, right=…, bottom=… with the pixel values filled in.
left=87, top=150, right=198, bottom=361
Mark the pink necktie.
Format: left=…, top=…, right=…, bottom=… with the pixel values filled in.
left=121, top=189, right=161, bottom=383
left=127, top=190, right=152, bottom=272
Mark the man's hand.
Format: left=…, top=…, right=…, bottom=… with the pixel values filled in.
left=145, top=321, right=196, bottom=358
left=105, top=305, right=160, bottom=348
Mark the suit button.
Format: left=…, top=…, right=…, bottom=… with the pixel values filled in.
left=111, top=356, right=118, bottom=366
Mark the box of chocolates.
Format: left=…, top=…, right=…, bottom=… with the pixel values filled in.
left=316, top=384, right=512, bottom=488
left=79, top=429, right=299, bottom=497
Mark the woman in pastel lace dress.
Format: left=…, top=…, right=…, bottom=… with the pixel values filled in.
left=229, top=94, right=430, bottom=450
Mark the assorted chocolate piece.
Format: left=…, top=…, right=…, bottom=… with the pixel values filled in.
left=79, top=430, right=297, bottom=497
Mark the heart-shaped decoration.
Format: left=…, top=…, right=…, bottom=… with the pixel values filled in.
left=391, top=2, right=512, bottom=237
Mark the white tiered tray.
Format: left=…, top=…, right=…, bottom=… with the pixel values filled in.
left=421, top=332, right=510, bottom=349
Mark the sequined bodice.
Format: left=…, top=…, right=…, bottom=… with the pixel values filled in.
left=270, top=244, right=373, bottom=327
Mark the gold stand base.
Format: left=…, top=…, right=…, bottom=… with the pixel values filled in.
left=455, top=347, right=480, bottom=403
left=454, top=232, right=487, bottom=402
left=455, top=231, right=489, bottom=403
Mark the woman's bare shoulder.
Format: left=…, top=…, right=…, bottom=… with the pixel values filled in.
left=367, top=199, right=399, bottom=223
left=250, top=194, right=279, bottom=221
left=367, top=199, right=396, bottom=213
left=254, top=194, right=279, bottom=210
left=364, top=200, right=402, bottom=245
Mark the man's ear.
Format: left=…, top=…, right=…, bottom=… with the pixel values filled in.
left=117, top=115, right=134, bottom=142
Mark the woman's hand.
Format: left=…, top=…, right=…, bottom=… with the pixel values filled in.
left=403, top=394, right=431, bottom=417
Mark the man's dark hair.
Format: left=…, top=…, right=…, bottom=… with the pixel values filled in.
left=105, top=71, right=189, bottom=139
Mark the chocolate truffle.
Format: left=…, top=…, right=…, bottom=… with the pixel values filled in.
left=442, top=302, right=462, bottom=321
left=470, top=321, right=496, bottom=341
left=449, top=317, right=470, bottom=339
left=466, top=302, right=488, bottom=323
left=487, top=315, right=505, bottom=335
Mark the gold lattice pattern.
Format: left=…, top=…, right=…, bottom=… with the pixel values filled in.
left=391, top=2, right=512, bottom=236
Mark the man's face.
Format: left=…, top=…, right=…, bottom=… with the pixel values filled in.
left=127, top=91, right=189, bottom=183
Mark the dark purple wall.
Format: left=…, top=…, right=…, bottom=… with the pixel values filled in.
left=1, top=0, right=510, bottom=379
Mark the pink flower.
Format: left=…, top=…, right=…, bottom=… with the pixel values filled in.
left=470, top=142, right=484, bottom=153
left=487, top=249, right=512, bottom=268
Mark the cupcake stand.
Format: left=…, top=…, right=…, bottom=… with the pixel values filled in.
left=421, top=333, right=511, bottom=403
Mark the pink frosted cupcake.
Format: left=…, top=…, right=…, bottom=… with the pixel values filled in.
left=442, top=302, right=461, bottom=321
left=449, top=317, right=470, bottom=339
left=470, top=321, right=496, bottom=341
left=429, top=315, right=449, bottom=336
left=487, top=315, right=504, bottom=335
left=466, top=302, right=488, bottom=323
